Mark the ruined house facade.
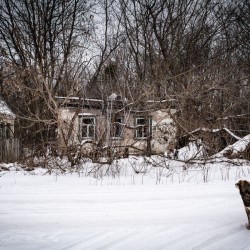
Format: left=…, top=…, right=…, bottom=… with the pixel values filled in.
left=0, top=98, right=15, bottom=140
left=57, top=95, right=177, bottom=158
left=0, top=98, right=19, bottom=163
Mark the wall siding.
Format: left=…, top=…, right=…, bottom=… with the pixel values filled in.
left=0, top=138, right=20, bottom=163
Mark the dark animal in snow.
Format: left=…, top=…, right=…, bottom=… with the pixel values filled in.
left=235, top=180, right=250, bottom=229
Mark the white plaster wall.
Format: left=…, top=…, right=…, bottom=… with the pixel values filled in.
left=59, top=108, right=177, bottom=156
left=150, top=109, right=177, bottom=155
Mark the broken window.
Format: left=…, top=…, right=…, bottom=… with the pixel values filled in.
left=112, top=116, right=123, bottom=138
left=0, top=122, right=12, bottom=139
left=135, top=117, right=151, bottom=139
left=79, top=116, right=95, bottom=139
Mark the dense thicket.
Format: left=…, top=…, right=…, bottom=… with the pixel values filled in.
left=0, top=0, right=249, bottom=157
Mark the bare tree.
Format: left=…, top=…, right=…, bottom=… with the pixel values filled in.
left=0, top=0, right=249, bottom=164
left=114, top=0, right=250, bottom=156
left=0, top=0, right=96, bottom=157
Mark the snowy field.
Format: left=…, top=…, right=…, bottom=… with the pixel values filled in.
left=1, top=160, right=250, bottom=250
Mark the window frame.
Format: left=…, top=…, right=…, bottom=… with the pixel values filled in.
left=111, top=116, right=124, bottom=139
left=79, top=115, right=96, bottom=139
left=134, top=116, right=152, bottom=139
left=0, top=122, right=12, bottom=139
left=0, top=123, right=4, bottom=139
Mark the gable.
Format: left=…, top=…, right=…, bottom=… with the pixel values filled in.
left=0, top=99, right=15, bottom=119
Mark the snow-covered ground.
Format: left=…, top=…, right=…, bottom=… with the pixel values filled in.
left=1, top=159, right=250, bottom=250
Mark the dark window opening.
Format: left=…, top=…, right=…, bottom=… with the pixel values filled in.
left=112, top=117, right=123, bottom=138
left=135, top=117, right=151, bottom=139
left=79, top=117, right=95, bottom=139
left=0, top=123, right=12, bottom=139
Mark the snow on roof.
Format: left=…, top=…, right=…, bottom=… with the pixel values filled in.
left=147, top=99, right=176, bottom=103
left=223, top=127, right=241, bottom=140
left=107, top=93, right=127, bottom=102
left=108, top=93, right=118, bottom=101
left=189, top=127, right=220, bottom=134
left=188, top=127, right=241, bottom=140
left=78, top=113, right=95, bottom=116
left=55, top=96, right=103, bottom=102
left=0, top=99, right=15, bottom=118
left=215, top=134, right=250, bottom=158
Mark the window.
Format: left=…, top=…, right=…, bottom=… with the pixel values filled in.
left=6, top=123, right=11, bottom=138
left=112, top=116, right=123, bottom=138
left=0, top=122, right=12, bottom=139
left=0, top=123, right=4, bottom=138
left=135, top=117, right=151, bottom=139
left=79, top=116, right=95, bottom=139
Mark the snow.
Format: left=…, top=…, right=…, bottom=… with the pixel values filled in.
left=108, top=93, right=118, bottom=101
left=177, top=141, right=204, bottom=161
left=188, top=127, right=241, bottom=141
left=107, top=93, right=127, bottom=102
left=55, top=96, right=104, bottom=102
left=190, top=127, right=220, bottom=134
left=215, top=134, right=250, bottom=158
left=223, top=127, right=242, bottom=140
left=0, top=159, right=250, bottom=250
left=176, top=133, right=250, bottom=161
left=78, top=113, right=95, bottom=116
left=0, top=99, right=15, bottom=117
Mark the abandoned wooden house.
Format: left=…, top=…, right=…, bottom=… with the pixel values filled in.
left=56, top=95, right=177, bottom=159
left=0, top=98, right=19, bottom=162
